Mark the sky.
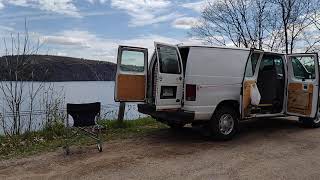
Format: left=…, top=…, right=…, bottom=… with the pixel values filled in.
left=0, top=0, right=207, bottom=63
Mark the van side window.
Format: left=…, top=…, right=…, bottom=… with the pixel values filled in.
left=291, top=56, right=315, bottom=80
left=245, top=53, right=260, bottom=77
left=274, top=58, right=284, bottom=76
left=157, top=45, right=181, bottom=74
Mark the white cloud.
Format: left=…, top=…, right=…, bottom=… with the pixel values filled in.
left=182, top=1, right=206, bottom=13
left=38, top=30, right=196, bottom=62
left=0, top=25, right=14, bottom=32
left=172, top=17, right=199, bottom=29
left=87, top=0, right=107, bottom=4
left=110, top=0, right=178, bottom=27
left=1, top=0, right=80, bottom=17
left=0, top=1, right=4, bottom=9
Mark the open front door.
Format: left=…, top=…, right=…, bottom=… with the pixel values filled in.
left=154, top=42, right=184, bottom=110
left=286, top=53, right=319, bottom=118
left=241, top=50, right=264, bottom=119
left=115, top=46, right=148, bottom=102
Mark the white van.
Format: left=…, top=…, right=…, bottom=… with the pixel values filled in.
left=114, top=42, right=320, bottom=140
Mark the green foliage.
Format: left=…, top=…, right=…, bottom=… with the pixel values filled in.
left=99, top=117, right=157, bottom=129
left=0, top=117, right=165, bottom=160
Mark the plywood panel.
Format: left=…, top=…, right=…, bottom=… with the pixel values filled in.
left=243, top=80, right=256, bottom=117
left=287, top=83, right=313, bottom=116
left=116, top=74, right=145, bottom=101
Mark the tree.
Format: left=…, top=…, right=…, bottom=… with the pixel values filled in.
left=271, top=0, right=317, bottom=53
left=192, top=0, right=320, bottom=53
left=193, top=0, right=269, bottom=49
left=0, top=21, right=47, bottom=135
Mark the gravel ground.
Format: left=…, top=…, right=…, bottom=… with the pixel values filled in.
left=1, top=117, right=320, bottom=180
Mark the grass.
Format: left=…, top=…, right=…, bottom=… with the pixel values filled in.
left=0, top=117, right=167, bottom=160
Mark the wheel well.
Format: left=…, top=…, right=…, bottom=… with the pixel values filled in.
left=213, top=100, right=240, bottom=118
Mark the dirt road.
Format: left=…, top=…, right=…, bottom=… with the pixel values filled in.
left=1, top=117, right=320, bottom=180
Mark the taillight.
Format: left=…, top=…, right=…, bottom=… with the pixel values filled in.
left=186, top=84, right=196, bottom=101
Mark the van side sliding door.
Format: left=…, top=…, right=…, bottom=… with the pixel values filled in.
left=114, top=46, right=148, bottom=102
left=285, top=53, right=319, bottom=118
left=154, top=42, right=184, bottom=110
left=241, top=50, right=264, bottom=119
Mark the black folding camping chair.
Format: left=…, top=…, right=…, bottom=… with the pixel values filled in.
left=64, top=102, right=103, bottom=155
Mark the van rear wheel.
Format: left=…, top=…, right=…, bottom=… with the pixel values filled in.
left=210, top=106, right=238, bottom=140
left=168, top=122, right=185, bottom=130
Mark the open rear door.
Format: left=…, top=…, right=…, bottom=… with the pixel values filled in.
left=115, top=46, right=148, bottom=102
left=241, top=49, right=264, bottom=119
left=286, top=53, right=319, bottom=118
left=154, top=42, right=184, bottom=110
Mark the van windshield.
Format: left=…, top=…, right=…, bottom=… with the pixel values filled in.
left=157, top=45, right=181, bottom=74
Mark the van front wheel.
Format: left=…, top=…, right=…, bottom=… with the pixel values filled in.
left=210, top=107, right=238, bottom=140
left=299, top=114, right=320, bottom=128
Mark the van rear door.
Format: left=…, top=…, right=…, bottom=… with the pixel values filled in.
left=114, top=46, right=148, bottom=102
left=154, top=42, right=184, bottom=110
left=285, top=53, right=319, bottom=118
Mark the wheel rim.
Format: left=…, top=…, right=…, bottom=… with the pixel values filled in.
left=219, top=114, right=234, bottom=135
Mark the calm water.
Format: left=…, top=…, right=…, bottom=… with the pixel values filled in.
left=0, top=81, right=145, bottom=134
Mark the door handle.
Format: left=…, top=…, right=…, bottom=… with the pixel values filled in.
left=176, top=99, right=180, bottom=102
left=303, top=84, right=308, bottom=90
left=179, top=77, right=182, bottom=81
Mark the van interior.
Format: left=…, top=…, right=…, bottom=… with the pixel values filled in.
left=252, top=54, right=286, bottom=114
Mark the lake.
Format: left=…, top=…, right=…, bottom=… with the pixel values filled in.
left=0, top=81, right=145, bottom=134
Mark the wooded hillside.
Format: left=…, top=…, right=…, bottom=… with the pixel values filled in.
left=0, top=55, right=116, bottom=81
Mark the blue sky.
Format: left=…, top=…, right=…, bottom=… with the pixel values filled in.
left=0, top=0, right=206, bottom=63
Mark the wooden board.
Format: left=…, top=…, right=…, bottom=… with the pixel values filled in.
left=243, top=80, right=256, bottom=117
left=287, top=83, right=313, bottom=116
left=116, top=74, right=145, bottom=101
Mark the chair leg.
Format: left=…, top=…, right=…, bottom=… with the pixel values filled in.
left=64, top=116, right=70, bottom=155
left=97, top=128, right=103, bottom=152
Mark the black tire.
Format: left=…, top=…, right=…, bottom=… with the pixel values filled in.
left=210, top=106, right=238, bottom=140
left=299, top=114, right=320, bottom=128
left=168, top=122, right=185, bottom=130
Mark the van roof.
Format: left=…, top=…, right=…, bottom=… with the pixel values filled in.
left=177, top=44, right=286, bottom=55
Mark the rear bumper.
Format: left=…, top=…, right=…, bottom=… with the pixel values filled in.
left=138, top=104, right=195, bottom=124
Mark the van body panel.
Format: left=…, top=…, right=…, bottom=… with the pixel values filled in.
left=183, top=47, right=250, bottom=120
left=117, top=74, right=146, bottom=101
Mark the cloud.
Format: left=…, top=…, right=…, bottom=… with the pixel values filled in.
left=1, top=0, right=80, bottom=17
left=86, top=0, right=107, bottom=4
left=110, top=0, right=178, bottom=27
left=172, top=17, right=199, bottom=29
left=38, top=29, right=194, bottom=62
left=0, top=1, right=4, bottom=9
left=0, top=25, right=14, bottom=32
left=182, top=1, right=206, bottom=13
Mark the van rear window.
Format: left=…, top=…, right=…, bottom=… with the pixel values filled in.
left=179, top=47, right=190, bottom=74
left=157, top=45, right=181, bottom=74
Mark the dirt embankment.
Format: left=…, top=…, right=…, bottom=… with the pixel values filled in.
left=1, top=117, right=320, bottom=180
